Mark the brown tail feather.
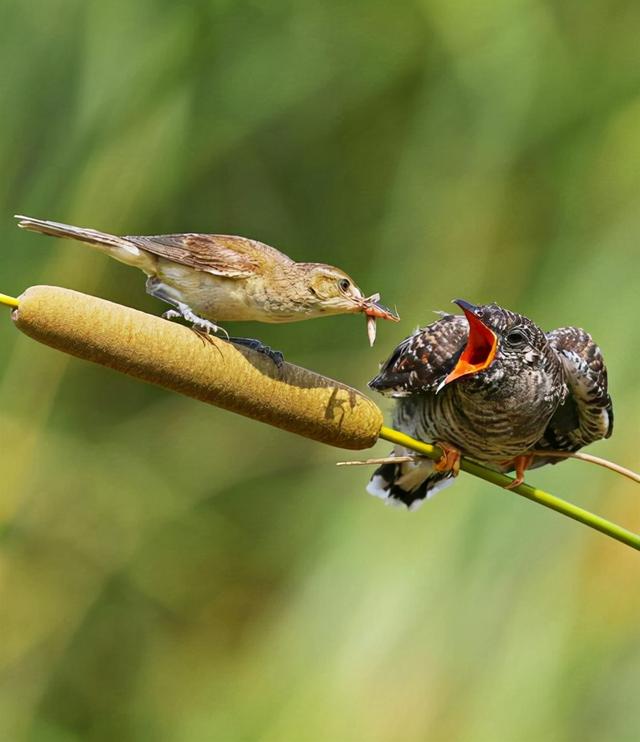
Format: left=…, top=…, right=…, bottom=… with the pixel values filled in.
left=15, top=215, right=156, bottom=274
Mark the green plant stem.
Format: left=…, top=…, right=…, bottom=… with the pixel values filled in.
left=379, top=426, right=640, bottom=552
left=0, top=293, right=19, bottom=309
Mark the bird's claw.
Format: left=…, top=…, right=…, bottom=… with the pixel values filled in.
left=161, top=306, right=229, bottom=340
left=189, top=316, right=229, bottom=340
left=434, top=442, right=461, bottom=476
left=229, top=337, right=284, bottom=367
left=502, top=454, right=533, bottom=490
left=504, top=477, right=524, bottom=490
left=162, top=309, right=182, bottom=320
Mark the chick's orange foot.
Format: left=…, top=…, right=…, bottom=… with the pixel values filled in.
left=434, top=442, right=461, bottom=476
left=502, top=454, right=534, bottom=489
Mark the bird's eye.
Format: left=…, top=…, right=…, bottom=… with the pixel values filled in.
left=338, top=278, right=351, bottom=292
left=506, top=329, right=527, bottom=346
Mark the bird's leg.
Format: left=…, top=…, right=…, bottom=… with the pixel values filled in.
left=146, top=276, right=181, bottom=309
left=503, top=454, right=534, bottom=490
left=434, top=442, right=461, bottom=476
left=146, top=277, right=229, bottom=340
left=229, top=337, right=284, bottom=368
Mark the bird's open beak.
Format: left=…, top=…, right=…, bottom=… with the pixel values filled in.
left=442, top=299, right=497, bottom=386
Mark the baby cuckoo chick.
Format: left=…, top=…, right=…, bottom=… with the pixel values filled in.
left=368, top=299, right=612, bottom=508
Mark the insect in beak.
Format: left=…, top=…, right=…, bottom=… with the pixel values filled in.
left=360, top=293, right=400, bottom=346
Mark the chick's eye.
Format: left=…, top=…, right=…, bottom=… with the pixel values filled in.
left=338, top=278, right=351, bottom=292
left=506, top=329, right=527, bottom=346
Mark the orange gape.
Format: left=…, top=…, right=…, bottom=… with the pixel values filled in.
left=444, top=303, right=497, bottom=385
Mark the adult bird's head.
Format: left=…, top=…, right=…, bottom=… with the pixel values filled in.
left=300, top=264, right=399, bottom=343
left=441, top=299, right=552, bottom=391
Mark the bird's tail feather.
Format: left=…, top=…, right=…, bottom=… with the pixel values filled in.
left=15, top=215, right=155, bottom=273
left=366, top=450, right=455, bottom=510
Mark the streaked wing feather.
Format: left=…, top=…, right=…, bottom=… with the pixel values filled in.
left=533, top=326, right=613, bottom=464
left=369, top=314, right=468, bottom=396
left=124, top=233, right=264, bottom=277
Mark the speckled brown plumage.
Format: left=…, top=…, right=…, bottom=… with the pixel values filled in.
left=367, top=302, right=613, bottom=509
left=528, top=326, right=613, bottom=467
left=15, top=216, right=399, bottom=362
left=15, top=216, right=381, bottom=323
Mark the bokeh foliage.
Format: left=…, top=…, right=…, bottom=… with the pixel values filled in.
left=1, top=1, right=639, bottom=740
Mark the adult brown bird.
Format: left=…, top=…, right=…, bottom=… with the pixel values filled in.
left=367, top=299, right=613, bottom=509
left=16, top=216, right=398, bottom=364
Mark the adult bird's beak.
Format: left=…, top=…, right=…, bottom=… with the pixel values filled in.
left=442, top=299, right=497, bottom=386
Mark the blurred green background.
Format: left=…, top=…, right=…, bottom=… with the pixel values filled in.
left=1, top=1, right=639, bottom=740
